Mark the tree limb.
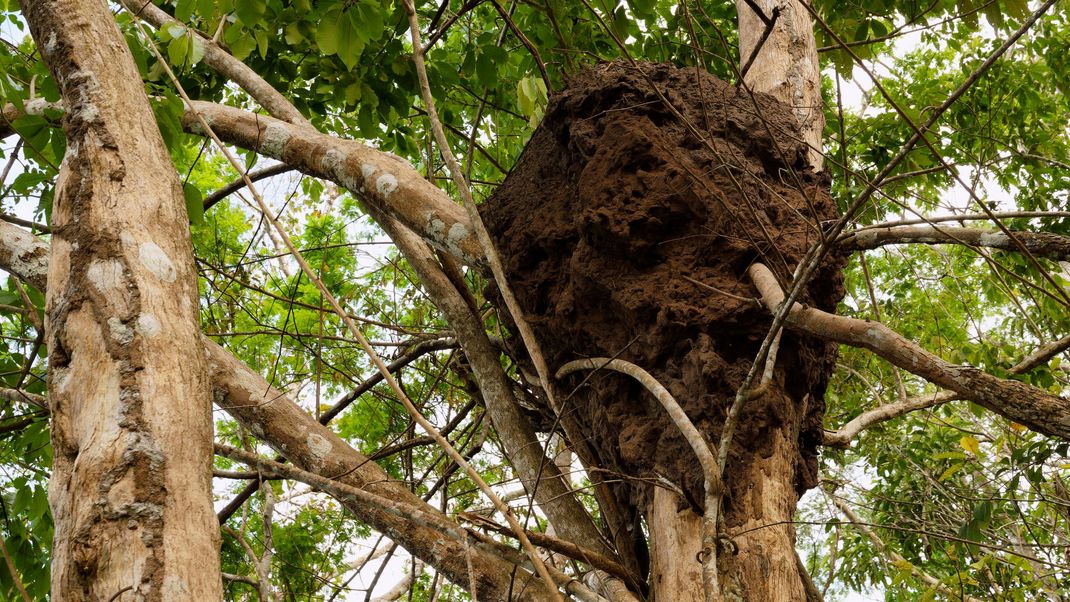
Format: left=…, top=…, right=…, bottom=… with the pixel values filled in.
left=837, top=225, right=1070, bottom=261
left=749, top=263, right=1070, bottom=440
left=823, top=333, right=1070, bottom=447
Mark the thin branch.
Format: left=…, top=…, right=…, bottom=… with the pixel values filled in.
left=856, top=211, right=1070, bottom=231
left=402, top=4, right=567, bottom=595
left=203, top=163, right=294, bottom=211
left=0, top=531, right=31, bottom=602
left=837, top=225, right=1070, bottom=261
left=823, top=489, right=985, bottom=602
left=458, top=511, right=633, bottom=582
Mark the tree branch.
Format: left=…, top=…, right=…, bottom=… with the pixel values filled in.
left=824, top=332, right=1070, bottom=447
left=837, top=225, right=1070, bottom=261
left=749, top=263, right=1070, bottom=440
left=0, top=217, right=548, bottom=601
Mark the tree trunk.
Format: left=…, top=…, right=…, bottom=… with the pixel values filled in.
left=22, top=0, right=223, bottom=599
left=481, top=8, right=832, bottom=597
left=737, top=0, right=824, bottom=170
left=642, top=3, right=827, bottom=600
left=649, top=390, right=810, bottom=601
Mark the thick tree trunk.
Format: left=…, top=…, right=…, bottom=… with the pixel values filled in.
left=22, top=0, right=223, bottom=599
left=646, top=5, right=827, bottom=600
left=647, top=388, right=811, bottom=602
left=737, top=0, right=824, bottom=170
left=648, top=3, right=824, bottom=599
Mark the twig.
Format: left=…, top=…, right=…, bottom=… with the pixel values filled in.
left=823, top=489, right=984, bottom=602
left=203, top=163, right=294, bottom=210
left=0, top=531, right=31, bottom=602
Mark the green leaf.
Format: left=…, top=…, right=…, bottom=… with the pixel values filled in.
left=356, top=2, right=385, bottom=42
left=255, top=28, right=269, bottom=59
left=336, top=11, right=366, bottom=71
left=175, top=0, right=196, bottom=22
left=162, top=23, right=186, bottom=41
left=316, top=13, right=341, bottom=56
left=234, top=0, right=266, bottom=26
left=167, top=36, right=189, bottom=67
left=284, top=22, right=305, bottom=45
left=938, top=461, right=964, bottom=482
left=189, top=35, right=206, bottom=66
left=183, top=183, right=204, bottom=225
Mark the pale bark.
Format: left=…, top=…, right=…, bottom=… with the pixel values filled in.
left=649, top=417, right=808, bottom=602
left=750, top=263, right=1070, bottom=440
left=178, top=101, right=483, bottom=265
left=649, top=488, right=703, bottom=601
left=837, top=225, right=1070, bottom=261
left=22, top=0, right=222, bottom=598
left=736, top=0, right=824, bottom=169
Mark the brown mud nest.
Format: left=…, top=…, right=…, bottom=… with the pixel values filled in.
left=480, top=61, right=846, bottom=520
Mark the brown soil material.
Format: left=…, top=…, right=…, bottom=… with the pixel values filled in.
left=480, top=61, right=845, bottom=518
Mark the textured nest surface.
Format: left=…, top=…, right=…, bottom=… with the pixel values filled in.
left=481, top=60, right=846, bottom=517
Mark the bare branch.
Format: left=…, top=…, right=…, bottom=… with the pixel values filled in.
left=824, top=333, right=1070, bottom=447
left=750, top=263, right=1070, bottom=440
left=837, top=225, right=1070, bottom=261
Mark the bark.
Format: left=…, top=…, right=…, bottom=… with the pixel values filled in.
left=736, top=0, right=824, bottom=169
left=21, top=0, right=222, bottom=598
left=648, top=416, right=808, bottom=602
left=823, top=332, right=1070, bottom=447
left=751, top=263, right=1070, bottom=440
left=208, top=340, right=556, bottom=600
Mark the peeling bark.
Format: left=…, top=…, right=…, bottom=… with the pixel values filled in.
left=22, top=0, right=222, bottom=598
